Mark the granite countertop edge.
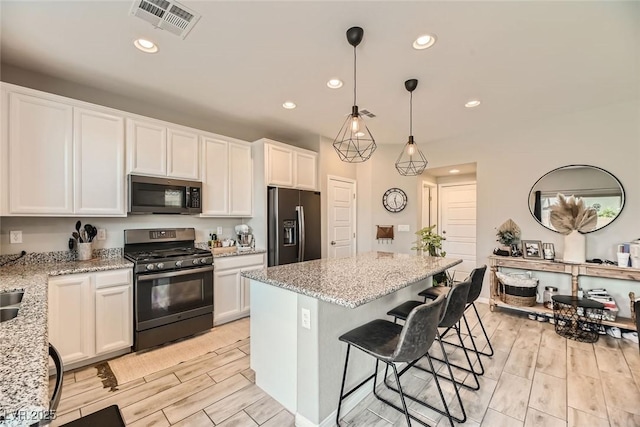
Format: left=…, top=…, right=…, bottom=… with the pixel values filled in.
left=212, top=249, right=266, bottom=258
left=0, top=257, right=133, bottom=422
left=242, top=254, right=462, bottom=308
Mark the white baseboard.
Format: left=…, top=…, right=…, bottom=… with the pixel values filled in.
left=295, top=381, right=372, bottom=427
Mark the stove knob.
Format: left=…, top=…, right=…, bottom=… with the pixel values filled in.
left=193, top=259, right=200, bottom=265
left=146, top=264, right=155, bottom=270
left=156, top=263, right=164, bottom=269
left=175, top=260, right=183, bottom=268
left=200, top=258, right=209, bottom=264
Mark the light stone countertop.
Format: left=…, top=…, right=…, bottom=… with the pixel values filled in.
left=241, top=252, right=462, bottom=308
left=212, top=248, right=266, bottom=258
left=0, top=258, right=133, bottom=425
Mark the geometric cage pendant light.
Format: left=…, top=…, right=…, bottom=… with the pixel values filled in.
left=395, top=78, right=428, bottom=176
left=333, top=26, right=377, bottom=163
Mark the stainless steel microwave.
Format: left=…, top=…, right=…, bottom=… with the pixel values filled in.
left=128, top=175, right=202, bottom=214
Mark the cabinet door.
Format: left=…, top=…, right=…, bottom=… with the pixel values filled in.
left=48, top=274, right=94, bottom=364
left=201, top=137, right=229, bottom=215
left=266, top=144, right=294, bottom=187
left=8, top=92, right=73, bottom=214
left=229, top=143, right=253, bottom=216
left=94, top=270, right=132, bottom=354
left=126, top=118, right=167, bottom=176
left=167, top=127, right=200, bottom=180
left=240, top=264, right=264, bottom=315
left=294, top=151, right=318, bottom=191
left=74, top=107, right=126, bottom=215
left=213, top=267, right=242, bottom=325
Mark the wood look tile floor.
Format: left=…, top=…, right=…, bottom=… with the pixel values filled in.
left=50, top=304, right=640, bottom=427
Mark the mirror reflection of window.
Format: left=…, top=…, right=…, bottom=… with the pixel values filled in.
left=529, top=165, right=624, bottom=233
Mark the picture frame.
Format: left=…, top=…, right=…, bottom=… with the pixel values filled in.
left=522, top=240, right=543, bottom=259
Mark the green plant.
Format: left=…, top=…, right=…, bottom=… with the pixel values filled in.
left=412, top=225, right=449, bottom=285
left=412, top=225, right=447, bottom=256
left=598, top=207, right=617, bottom=218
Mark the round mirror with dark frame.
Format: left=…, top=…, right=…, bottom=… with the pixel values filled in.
left=528, top=165, right=625, bottom=233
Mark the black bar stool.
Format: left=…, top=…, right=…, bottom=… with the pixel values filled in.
left=336, top=294, right=448, bottom=427
left=420, top=266, right=492, bottom=370
left=385, top=280, right=474, bottom=424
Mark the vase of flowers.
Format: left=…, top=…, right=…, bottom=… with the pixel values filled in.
left=549, top=193, right=597, bottom=263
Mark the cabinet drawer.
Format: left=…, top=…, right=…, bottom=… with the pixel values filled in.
left=215, top=254, right=265, bottom=271
left=94, top=269, right=132, bottom=289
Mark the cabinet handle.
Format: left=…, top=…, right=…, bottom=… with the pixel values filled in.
left=331, top=241, right=336, bottom=245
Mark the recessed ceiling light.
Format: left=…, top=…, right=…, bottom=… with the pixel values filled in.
left=449, top=169, right=460, bottom=174
left=413, top=34, right=437, bottom=50
left=282, top=101, right=297, bottom=109
left=134, top=38, right=158, bottom=53
left=327, top=79, right=343, bottom=89
left=465, top=99, right=481, bottom=108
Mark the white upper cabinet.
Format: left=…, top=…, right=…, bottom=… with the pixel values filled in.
left=126, top=119, right=167, bottom=176
left=74, top=107, right=125, bottom=215
left=167, top=127, right=200, bottom=180
left=201, top=136, right=252, bottom=217
left=294, top=150, right=318, bottom=191
left=266, top=143, right=294, bottom=187
left=8, top=92, right=74, bottom=214
left=2, top=86, right=126, bottom=216
left=262, top=139, right=318, bottom=191
left=127, top=118, right=199, bottom=180
left=201, top=136, right=229, bottom=215
left=229, top=143, right=253, bottom=216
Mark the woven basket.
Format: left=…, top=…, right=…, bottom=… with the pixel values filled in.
left=496, top=271, right=538, bottom=307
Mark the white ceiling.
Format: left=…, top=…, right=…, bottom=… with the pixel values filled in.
left=1, top=1, right=638, bottom=148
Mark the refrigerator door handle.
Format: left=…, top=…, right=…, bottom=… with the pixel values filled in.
left=296, top=205, right=305, bottom=261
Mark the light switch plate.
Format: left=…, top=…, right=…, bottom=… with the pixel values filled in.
left=216, top=226, right=223, bottom=236
left=398, top=225, right=410, bottom=232
left=97, top=229, right=106, bottom=240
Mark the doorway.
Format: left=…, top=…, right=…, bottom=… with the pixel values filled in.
left=327, top=176, right=356, bottom=259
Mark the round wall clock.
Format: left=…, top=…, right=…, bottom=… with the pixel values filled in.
left=382, top=188, right=408, bottom=212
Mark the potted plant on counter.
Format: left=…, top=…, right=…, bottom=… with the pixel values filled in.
left=412, top=225, right=450, bottom=285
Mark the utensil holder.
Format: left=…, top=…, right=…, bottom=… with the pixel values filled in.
left=77, top=243, right=92, bottom=261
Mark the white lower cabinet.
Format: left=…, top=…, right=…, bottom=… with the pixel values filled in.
left=214, top=254, right=265, bottom=325
left=48, top=269, right=133, bottom=366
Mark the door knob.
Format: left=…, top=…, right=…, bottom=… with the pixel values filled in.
left=442, top=230, right=446, bottom=234
left=331, top=241, right=336, bottom=245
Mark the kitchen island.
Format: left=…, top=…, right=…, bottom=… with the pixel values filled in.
left=242, top=252, right=461, bottom=427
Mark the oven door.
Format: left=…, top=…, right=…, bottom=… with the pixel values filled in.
left=135, top=265, right=214, bottom=331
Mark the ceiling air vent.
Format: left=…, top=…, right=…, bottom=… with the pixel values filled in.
left=130, top=0, right=201, bottom=39
left=360, top=109, right=376, bottom=119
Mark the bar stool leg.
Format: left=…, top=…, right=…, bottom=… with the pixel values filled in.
left=462, top=312, right=485, bottom=375
left=472, top=302, right=495, bottom=357
left=336, top=344, right=351, bottom=426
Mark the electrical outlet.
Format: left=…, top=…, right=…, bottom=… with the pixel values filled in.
left=10, top=230, right=22, bottom=244
left=398, top=225, right=410, bottom=232
left=216, top=226, right=223, bottom=236
left=97, top=229, right=106, bottom=240
left=301, top=308, right=311, bottom=329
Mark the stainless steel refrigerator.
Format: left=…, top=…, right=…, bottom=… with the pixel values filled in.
left=268, top=187, right=321, bottom=266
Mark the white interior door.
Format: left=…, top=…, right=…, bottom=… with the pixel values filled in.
left=327, top=176, right=356, bottom=259
left=439, top=183, right=477, bottom=281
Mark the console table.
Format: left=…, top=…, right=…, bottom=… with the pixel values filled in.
left=489, top=255, right=639, bottom=331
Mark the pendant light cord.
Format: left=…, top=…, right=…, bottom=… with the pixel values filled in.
left=353, top=46, right=357, bottom=106
left=409, top=91, right=413, bottom=136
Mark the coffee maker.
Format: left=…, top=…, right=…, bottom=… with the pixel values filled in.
left=235, top=224, right=254, bottom=252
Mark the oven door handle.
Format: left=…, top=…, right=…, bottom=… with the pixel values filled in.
left=137, top=265, right=214, bottom=281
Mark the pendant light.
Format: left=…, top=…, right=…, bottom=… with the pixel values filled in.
left=333, top=26, right=376, bottom=163
left=395, top=79, right=428, bottom=176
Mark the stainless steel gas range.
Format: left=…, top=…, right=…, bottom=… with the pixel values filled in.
left=124, top=228, right=214, bottom=352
